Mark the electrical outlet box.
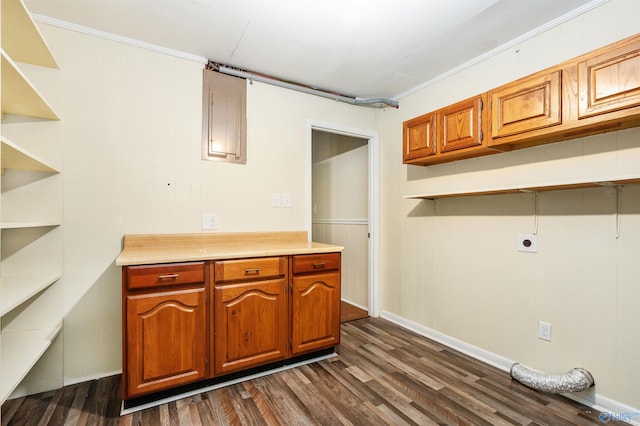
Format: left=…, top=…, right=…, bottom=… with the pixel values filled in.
left=518, top=233, right=538, bottom=253
left=538, top=321, right=552, bottom=341
left=202, top=214, right=218, bottom=230
left=282, top=193, right=292, bottom=208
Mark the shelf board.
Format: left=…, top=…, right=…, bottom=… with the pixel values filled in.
left=0, top=222, right=60, bottom=230
left=405, top=178, right=640, bottom=200
left=0, top=273, right=61, bottom=317
left=1, top=52, right=59, bottom=120
left=0, top=324, right=62, bottom=403
left=1, top=136, right=59, bottom=173
left=1, top=0, right=59, bottom=68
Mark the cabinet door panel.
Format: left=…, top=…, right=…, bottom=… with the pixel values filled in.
left=125, top=288, right=207, bottom=398
left=578, top=41, right=640, bottom=118
left=439, top=96, right=484, bottom=153
left=490, top=71, right=561, bottom=139
left=214, top=279, right=287, bottom=375
left=403, top=113, right=436, bottom=161
left=291, top=272, right=341, bottom=356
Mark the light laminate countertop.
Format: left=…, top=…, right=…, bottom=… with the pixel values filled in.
left=116, top=231, right=343, bottom=266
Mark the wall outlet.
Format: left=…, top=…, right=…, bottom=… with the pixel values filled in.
left=518, top=233, right=538, bottom=253
left=202, top=214, right=218, bottom=230
left=282, top=193, right=292, bottom=208
left=538, top=321, right=552, bottom=341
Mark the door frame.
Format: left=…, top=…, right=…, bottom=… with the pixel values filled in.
left=306, top=119, right=380, bottom=318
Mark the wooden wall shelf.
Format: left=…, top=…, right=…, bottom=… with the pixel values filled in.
left=0, top=324, right=62, bottom=403
left=1, top=0, right=63, bottom=405
left=405, top=178, right=640, bottom=200
left=1, top=0, right=59, bottom=69
left=1, top=53, right=59, bottom=120
left=1, top=136, right=59, bottom=173
left=0, top=274, right=61, bottom=317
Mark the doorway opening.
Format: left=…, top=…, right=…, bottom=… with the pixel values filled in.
left=306, top=120, right=379, bottom=320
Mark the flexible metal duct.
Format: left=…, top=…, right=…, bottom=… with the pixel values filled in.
left=214, top=64, right=399, bottom=109
left=510, top=363, right=594, bottom=393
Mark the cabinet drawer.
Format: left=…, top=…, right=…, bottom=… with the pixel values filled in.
left=292, top=253, right=340, bottom=274
left=214, top=257, right=286, bottom=283
left=126, top=262, right=205, bottom=290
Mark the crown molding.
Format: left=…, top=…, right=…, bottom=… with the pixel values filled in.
left=33, top=14, right=208, bottom=65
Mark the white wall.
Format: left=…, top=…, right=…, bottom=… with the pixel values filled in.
left=28, top=23, right=377, bottom=387
left=312, top=131, right=369, bottom=308
left=379, top=0, right=640, bottom=411
left=17, top=0, right=640, bottom=415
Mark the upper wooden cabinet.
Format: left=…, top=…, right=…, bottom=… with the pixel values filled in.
left=403, top=112, right=436, bottom=161
left=404, top=33, right=640, bottom=166
left=403, top=94, right=494, bottom=165
left=439, top=95, right=485, bottom=153
left=489, top=70, right=561, bottom=139
left=578, top=39, right=640, bottom=119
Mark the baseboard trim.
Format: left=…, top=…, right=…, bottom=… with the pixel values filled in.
left=380, top=310, right=640, bottom=425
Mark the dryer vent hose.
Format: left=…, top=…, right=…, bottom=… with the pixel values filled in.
left=510, top=363, right=594, bottom=393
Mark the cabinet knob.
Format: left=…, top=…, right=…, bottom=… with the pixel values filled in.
left=312, top=262, right=326, bottom=269
left=245, top=268, right=261, bottom=274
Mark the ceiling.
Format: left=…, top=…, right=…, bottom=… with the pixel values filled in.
left=27, top=0, right=599, bottom=101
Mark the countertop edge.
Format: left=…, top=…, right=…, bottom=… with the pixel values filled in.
left=116, top=244, right=344, bottom=266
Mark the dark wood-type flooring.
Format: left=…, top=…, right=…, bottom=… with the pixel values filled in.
left=2, top=317, right=624, bottom=425
left=341, top=301, right=369, bottom=323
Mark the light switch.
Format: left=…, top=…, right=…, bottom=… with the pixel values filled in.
left=202, top=214, right=218, bottom=230
left=271, top=193, right=281, bottom=207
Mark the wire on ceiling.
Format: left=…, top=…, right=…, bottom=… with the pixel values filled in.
left=208, top=61, right=399, bottom=109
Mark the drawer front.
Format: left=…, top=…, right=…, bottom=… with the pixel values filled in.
left=127, top=262, right=205, bottom=290
left=214, top=257, right=286, bottom=283
left=293, top=253, right=341, bottom=274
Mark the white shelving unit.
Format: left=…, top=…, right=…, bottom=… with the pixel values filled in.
left=0, top=0, right=62, bottom=406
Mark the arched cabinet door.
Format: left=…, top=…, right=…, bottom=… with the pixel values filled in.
left=291, top=253, right=341, bottom=356
left=213, top=278, right=288, bottom=375
left=125, top=287, right=207, bottom=398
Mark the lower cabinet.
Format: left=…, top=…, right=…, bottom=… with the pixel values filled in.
left=291, top=254, right=341, bottom=356
left=121, top=252, right=341, bottom=401
left=213, top=277, right=288, bottom=375
left=123, top=270, right=208, bottom=399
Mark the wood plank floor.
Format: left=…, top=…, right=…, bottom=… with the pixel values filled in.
left=341, top=301, right=369, bottom=323
left=2, top=317, right=624, bottom=426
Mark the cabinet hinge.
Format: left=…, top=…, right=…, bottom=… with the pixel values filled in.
left=289, top=339, right=293, bottom=350
left=481, top=130, right=484, bottom=141
left=480, top=98, right=483, bottom=110
left=205, top=358, right=209, bottom=369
